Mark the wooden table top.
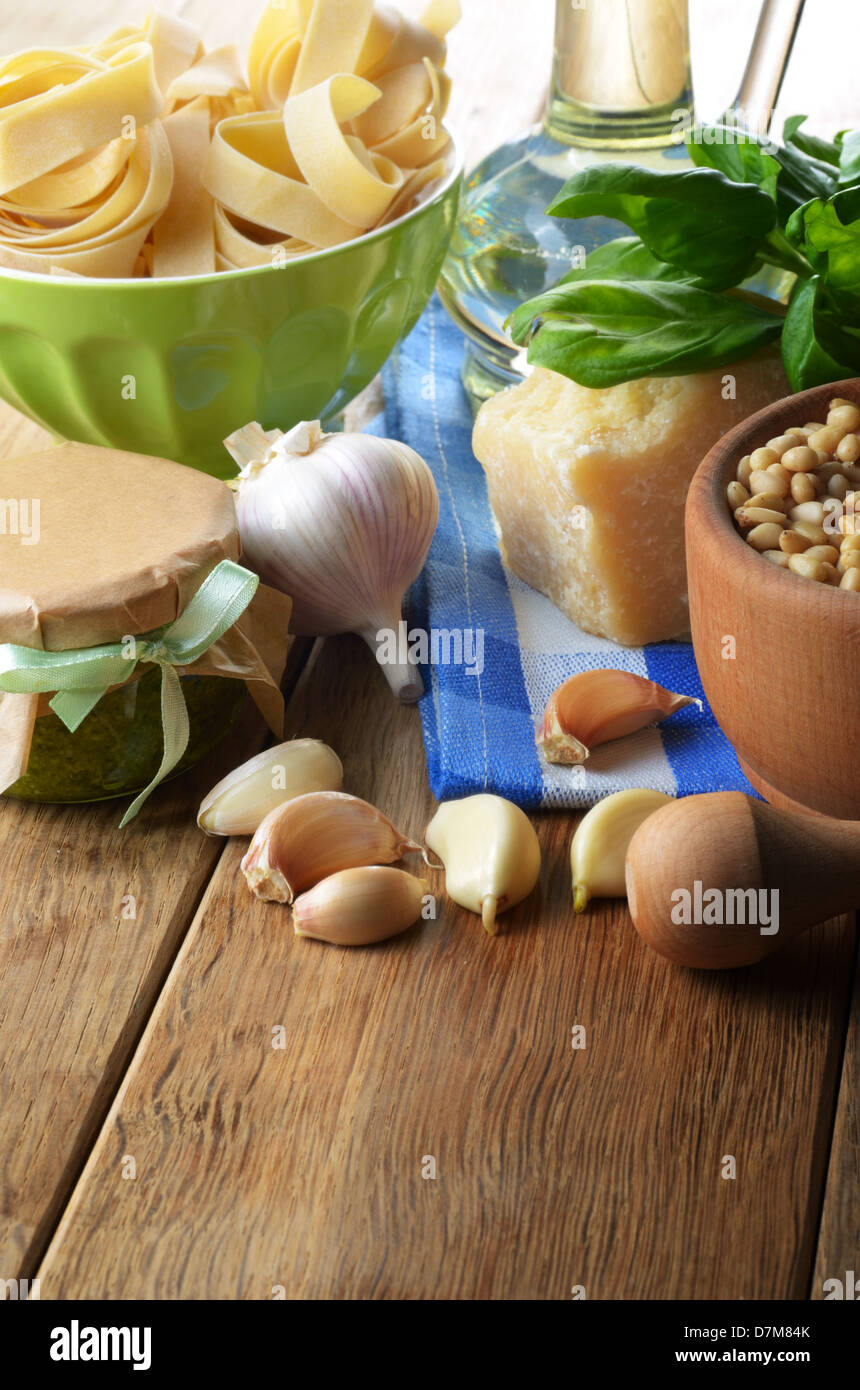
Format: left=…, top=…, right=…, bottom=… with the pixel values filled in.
left=0, top=0, right=857, bottom=1301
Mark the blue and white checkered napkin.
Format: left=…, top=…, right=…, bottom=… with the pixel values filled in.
left=377, top=296, right=755, bottom=809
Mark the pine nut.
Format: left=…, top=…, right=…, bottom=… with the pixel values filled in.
left=781, top=445, right=820, bottom=473
left=827, top=404, right=860, bottom=434
left=808, top=425, right=843, bottom=456
left=737, top=455, right=753, bottom=488
left=747, top=522, right=785, bottom=551
left=750, top=469, right=788, bottom=498
left=840, top=568, right=860, bottom=591
left=802, top=544, right=839, bottom=565
left=762, top=549, right=790, bottom=567
left=792, top=521, right=828, bottom=545
left=765, top=435, right=798, bottom=457
left=836, top=433, right=860, bottom=464
left=790, top=473, right=817, bottom=504
left=789, top=501, right=825, bottom=525
left=828, top=474, right=850, bottom=499
left=746, top=493, right=791, bottom=512
left=727, top=481, right=749, bottom=509
left=779, top=530, right=811, bottom=554
left=788, top=554, right=827, bottom=581
left=736, top=507, right=787, bottom=528
left=750, top=446, right=780, bottom=470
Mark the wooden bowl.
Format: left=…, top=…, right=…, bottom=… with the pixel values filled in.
left=686, top=377, right=860, bottom=821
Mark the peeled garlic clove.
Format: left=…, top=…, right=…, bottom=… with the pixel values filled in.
left=226, top=420, right=439, bottom=704
left=425, top=793, right=541, bottom=936
left=293, top=866, right=428, bottom=946
left=241, top=791, right=422, bottom=904
left=197, top=739, right=343, bottom=836
left=571, top=789, right=673, bottom=912
left=537, top=669, right=701, bottom=765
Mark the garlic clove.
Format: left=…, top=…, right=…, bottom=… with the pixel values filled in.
left=537, top=669, right=701, bottom=765
left=240, top=791, right=423, bottom=903
left=571, top=789, right=673, bottom=911
left=424, top=793, right=541, bottom=936
left=293, top=866, right=429, bottom=946
left=197, top=739, right=343, bottom=836
left=226, top=420, right=439, bottom=704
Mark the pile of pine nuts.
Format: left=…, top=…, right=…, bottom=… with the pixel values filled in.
left=727, top=397, right=860, bottom=591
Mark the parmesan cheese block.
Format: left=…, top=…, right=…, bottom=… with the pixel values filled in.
left=472, top=355, right=789, bottom=646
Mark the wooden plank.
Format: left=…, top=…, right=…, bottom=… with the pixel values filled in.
left=36, top=635, right=856, bottom=1299
left=813, top=953, right=860, bottom=1300
left=0, top=705, right=258, bottom=1279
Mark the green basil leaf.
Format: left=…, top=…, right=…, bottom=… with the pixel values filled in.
left=785, top=188, right=860, bottom=303
left=838, top=130, right=860, bottom=188
left=546, top=164, right=776, bottom=290
left=555, top=235, right=705, bottom=286
left=782, top=276, right=860, bottom=391
left=509, top=279, right=783, bottom=389
left=687, top=123, right=781, bottom=203
left=783, top=115, right=842, bottom=168
left=688, top=118, right=837, bottom=222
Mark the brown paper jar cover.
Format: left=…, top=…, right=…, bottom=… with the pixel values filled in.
left=0, top=441, right=292, bottom=792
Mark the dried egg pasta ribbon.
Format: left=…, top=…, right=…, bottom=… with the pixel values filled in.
left=289, top=0, right=374, bottom=95
left=2, top=137, right=130, bottom=214
left=201, top=111, right=361, bottom=248
left=164, top=45, right=248, bottom=110
left=88, top=11, right=202, bottom=95
left=214, top=203, right=313, bottom=269
left=0, top=43, right=163, bottom=196
left=352, top=56, right=450, bottom=166
left=247, top=6, right=302, bottom=110
left=153, top=99, right=215, bottom=278
left=378, top=156, right=447, bottom=225
left=0, top=122, right=172, bottom=276
left=284, top=74, right=403, bottom=229
left=363, top=2, right=452, bottom=78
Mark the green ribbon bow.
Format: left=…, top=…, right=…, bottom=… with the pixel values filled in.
left=0, top=559, right=259, bottom=827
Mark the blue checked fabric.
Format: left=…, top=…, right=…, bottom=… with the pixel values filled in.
left=376, top=295, right=756, bottom=809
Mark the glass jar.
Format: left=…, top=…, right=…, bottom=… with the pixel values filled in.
left=5, top=669, right=247, bottom=804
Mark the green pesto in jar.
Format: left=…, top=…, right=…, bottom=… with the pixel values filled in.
left=5, top=669, right=247, bottom=805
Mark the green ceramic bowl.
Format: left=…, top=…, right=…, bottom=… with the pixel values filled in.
left=0, top=155, right=462, bottom=479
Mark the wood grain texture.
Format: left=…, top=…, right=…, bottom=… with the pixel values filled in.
left=813, top=947, right=860, bottom=1299
left=36, top=636, right=856, bottom=1299
left=0, top=706, right=258, bottom=1279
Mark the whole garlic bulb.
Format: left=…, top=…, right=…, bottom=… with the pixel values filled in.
left=226, top=420, right=439, bottom=703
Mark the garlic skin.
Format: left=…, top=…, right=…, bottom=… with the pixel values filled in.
left=293, top=867, right=429, bottom=946
left=241, top=790, right=423, bottom=903
left=537, top=669, right=701, bottom=765
left=425, top=793, right=541, bottom=936
left=198, top=739, right=343, bottom=836
left=225, top=420, right=439, bottom=703
left=571, top=789, right=673, bottom=912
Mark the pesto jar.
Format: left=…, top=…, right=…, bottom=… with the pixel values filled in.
left=0, top=441, right=291, bottom=819
left=5, top=669, right=247, bottom=804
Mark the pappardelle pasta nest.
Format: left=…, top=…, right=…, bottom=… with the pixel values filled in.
left=0, top=0, right=459, bottom=278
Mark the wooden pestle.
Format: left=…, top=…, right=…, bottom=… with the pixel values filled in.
left=625, top=791, right=860, bottom=969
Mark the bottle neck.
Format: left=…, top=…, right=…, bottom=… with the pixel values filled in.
left=546, top=0, right=694, bottom=149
